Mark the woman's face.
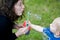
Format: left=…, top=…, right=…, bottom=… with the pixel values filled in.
left=14, top=0, right=24, bottom=16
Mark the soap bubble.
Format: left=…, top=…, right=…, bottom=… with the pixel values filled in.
left=27, top=11, right=41, bottom=20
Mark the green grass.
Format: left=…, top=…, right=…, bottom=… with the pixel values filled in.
left=15, top=0, right=60, bottom=40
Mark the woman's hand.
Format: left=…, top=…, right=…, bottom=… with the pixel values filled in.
left=14, top=21, right=31, bottom=30
left=15, top=27, right=29, bottom=37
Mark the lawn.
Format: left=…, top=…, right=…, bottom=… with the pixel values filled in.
left=14, top=0, right=60, bottom=40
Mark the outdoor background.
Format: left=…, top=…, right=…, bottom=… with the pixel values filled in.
left=13, top=0, right=60, bottom=40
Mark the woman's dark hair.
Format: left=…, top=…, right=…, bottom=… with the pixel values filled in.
left=0, top=0, right=24, bottom=21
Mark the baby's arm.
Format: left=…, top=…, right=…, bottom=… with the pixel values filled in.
left=30, top=24, right=44, bottom=32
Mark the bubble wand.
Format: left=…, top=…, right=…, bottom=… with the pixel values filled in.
left=23, top=12, right=31, bottom=35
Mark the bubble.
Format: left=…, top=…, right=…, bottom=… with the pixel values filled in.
left=27, top=11, right=41, bottom=20
left=34, top=14, right=41, bottom=20
left=27, top=12, right=31, bottom=16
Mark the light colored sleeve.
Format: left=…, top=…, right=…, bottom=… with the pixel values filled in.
left=30, top=24, right=44, bottom=32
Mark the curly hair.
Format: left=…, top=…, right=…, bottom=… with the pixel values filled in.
left=0, top=0, right=24, bottom=21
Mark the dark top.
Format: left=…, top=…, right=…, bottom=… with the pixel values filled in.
left=0, top=11, right=17, bottom=40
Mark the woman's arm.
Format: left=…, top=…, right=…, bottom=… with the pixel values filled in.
left=30, top=24, right=44, bottom=32
left=13, top=23, right=23, bottom=30
left=10, top=27, right=29, bottom=39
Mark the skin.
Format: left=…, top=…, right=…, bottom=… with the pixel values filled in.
left=50, top=22, right=60, bottom=37
left=30, top=19, right=60, bottom=38
left=14, top=0, right=24, bottom=16
left=13, top=0, right=25, bottom=29
left=13, top=0, right=29, bottom=37
left=13, top=0, right=60, bottom=37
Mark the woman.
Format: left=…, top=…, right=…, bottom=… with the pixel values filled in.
left=0, top=0, right=28, bottom=40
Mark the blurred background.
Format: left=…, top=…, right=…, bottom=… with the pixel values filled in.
left=13, top=0, right=60, bottom=40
